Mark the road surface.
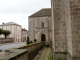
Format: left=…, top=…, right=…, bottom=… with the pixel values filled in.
left=0, top=42, right=26, bottom=50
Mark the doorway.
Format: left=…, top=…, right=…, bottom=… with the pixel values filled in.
left=41, top=34, right=46, bottom=41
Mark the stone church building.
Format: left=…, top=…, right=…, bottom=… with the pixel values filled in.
left=28, top=0, right=80, bottom=60
left=28, top=8, right=52, bottom=46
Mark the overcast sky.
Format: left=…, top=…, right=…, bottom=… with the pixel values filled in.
left=0, top=0, right=51, bottom=30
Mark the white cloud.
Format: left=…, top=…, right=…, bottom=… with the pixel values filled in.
left=0, top=0, right=51, bottom=30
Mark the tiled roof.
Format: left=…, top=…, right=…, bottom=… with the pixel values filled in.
left=29, top=8, right=51, bottom=17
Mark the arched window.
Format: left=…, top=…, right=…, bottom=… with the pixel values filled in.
left=42, top=22, right=44, bottom=28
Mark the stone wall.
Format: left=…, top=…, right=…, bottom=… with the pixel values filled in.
left=28, top=17, right=52, bottom=46
left=0, top=42, right=43, bottom=60
left=28, top=17, right=52, bottom=41
left=51, top=0, right=68, bottom=60
left=0, top=38, right=14, bottom=44
left=55, top=52, right=67, bottom=60
left=4, top=49, right=28, bottom=60
left=18, top=42, right=44, bottom=60
left=51, top=0, right=80, bottom=60
left=67, top=0, right=80, bottom=59
left=28, top=18, right=34, bottom=41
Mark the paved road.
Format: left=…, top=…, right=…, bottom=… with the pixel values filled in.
left=34, top=47, right=51, bottom=60
left=0, top=42, right=26, bottom=50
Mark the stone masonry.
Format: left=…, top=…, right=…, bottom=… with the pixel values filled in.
left=51, top=0, right=80, bottom=60
left=68, top=0, right=80, bottom=59
left=28, top=8, right=52, bottom=46
left=51, top=0, right=68, bottom=60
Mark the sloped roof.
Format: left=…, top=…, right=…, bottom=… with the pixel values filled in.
left=5, top=22, right=18, bottom=25
left=29, top=8, right=51, bottom=17
left=0, top=22, right=21, bottom=26
left=22, top=28, right=27, bottom=31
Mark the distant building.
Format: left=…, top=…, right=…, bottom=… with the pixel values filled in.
left=0, top=22, right=22, bottom=42
left=22, top=28, right=28, bottom=42
left=28, top=8, right=52, bottom=46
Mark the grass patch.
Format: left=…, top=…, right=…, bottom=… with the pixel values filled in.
left=0, top=59, right=3, bottom=60
left=48, top=49, right=52, bottom=60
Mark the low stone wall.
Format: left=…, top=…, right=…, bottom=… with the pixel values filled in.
left=18, top=42, right=44, bottom=60
left=0, top=42, right=44, bottom=60
left=0, top=49, right=28, bottom=60
left=5, top=49, right=28, bottom=60
left=0, top=38, right=14, bottom=44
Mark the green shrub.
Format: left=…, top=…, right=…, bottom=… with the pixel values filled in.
left=27, top=36, right=30, bottom=45
left=0, top=28, right=3, bottom=35
left=0, top=29, right=11, bottom=38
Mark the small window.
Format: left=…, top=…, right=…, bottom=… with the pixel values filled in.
left=42, top=22, right=44, bottom=28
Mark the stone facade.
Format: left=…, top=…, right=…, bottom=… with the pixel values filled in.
left=22, top=28, right=28, bottom=42
left=51, top=0, right=68, bottom=60
left=28, top=8, right=52, bottom=46
left=0, top=22, right=22, bottom=42
left=68, top=0, right=80, bottom=59
left=51, top=0, right=80, bottom=60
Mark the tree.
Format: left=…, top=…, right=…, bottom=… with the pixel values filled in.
left=27, top=36, right=30, bottom=45
left=0, top=29, right=3, bottom=35
left=3, top=30, right=11, bottom=38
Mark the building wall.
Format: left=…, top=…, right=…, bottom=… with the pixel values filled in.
left=52, top=0, right=67, bottom=51
left=69, top=0, right=80, bottom=57
left=52, top=0, right=80, bottom=60
left=28, top=16, right=52, bottom=45
left=22, top=30, right=27, bottom=42
left=51, top=0, right=69, bottom=60
left=28, top=18, right=34, bottom=41
left=0, top=25, right=22, bottom=42
left=14, top=25, right=22, bottom=42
